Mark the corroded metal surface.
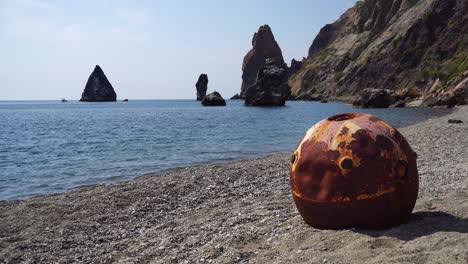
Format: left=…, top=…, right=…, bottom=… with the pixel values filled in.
left=290, top=113, right=418, bottom=229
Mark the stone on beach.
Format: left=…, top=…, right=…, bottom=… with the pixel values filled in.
left=448, top=119, right=463, bottom=123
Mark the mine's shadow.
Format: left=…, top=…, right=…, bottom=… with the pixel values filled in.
left=355, top=211, right=468, bottom=241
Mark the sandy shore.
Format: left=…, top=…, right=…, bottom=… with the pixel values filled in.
left=1, top=106, right=467, bottom=264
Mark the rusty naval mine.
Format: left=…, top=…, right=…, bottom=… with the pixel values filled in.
left=290, top=113, right=418, bottom=229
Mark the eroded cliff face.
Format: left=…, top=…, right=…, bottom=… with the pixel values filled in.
left=240, top=25, right=286, bottom=98
left=289, top=0, right=467, bottom=106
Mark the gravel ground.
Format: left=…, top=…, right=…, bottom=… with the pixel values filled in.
left=0, top=106, right=467, bottom=264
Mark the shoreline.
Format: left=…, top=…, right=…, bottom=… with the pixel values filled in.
left=0, top=106, right=467, bottom=263
left=0, top=103, right=454, bottom=202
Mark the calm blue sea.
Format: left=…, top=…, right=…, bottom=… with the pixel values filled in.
left=0, top=100, right=451, bottom=200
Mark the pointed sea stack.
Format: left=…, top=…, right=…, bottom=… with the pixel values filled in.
left=196, top=74, right=208, bottom=101
left=240, top=25, right=286, bottom=98
left=80, top=65, right=116, bottom=102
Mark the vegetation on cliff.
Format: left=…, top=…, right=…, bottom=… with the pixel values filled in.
left=288, top=0, right=467, bottom=106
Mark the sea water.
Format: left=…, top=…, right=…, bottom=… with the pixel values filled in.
left=0, top=100, right=451, bottom=200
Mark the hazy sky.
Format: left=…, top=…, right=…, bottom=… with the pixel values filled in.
left=1, top=0, right=357, bottom=100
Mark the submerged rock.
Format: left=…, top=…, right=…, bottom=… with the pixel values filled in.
left=196, top=74, right=208, bottom=101
left=230, top=94, right=242, bottom=100
left=244, top=59, right=291, bottom=106
left=201, top=92, right=226, bottom=106
left=80, top=65, right=116, bottom=102
left=240, top=25, right=286, bottom=98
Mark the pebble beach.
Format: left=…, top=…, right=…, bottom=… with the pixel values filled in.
left=0, top=106, right=467, bottom=264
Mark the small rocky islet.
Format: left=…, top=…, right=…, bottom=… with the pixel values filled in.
left=80, top=65, right=117, bottom=102
left=194, top=74, right=227, bottom=106
left=195, top=25, right=294, bottom=106
left=201, top=91, right=226, bottom=106
left=240, top=25, right=288, bottom=100
left=240, top=25, right=292, bottom=106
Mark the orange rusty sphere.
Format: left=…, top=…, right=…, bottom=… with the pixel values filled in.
left=290, top=113, right=418, bottom=229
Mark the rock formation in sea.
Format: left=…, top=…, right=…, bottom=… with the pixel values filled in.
left=196, top=74, right=208, bottom=101
left=288, top=0, right=467, bottom=107
left=244, top=59, right=291, bottom=106
left=201, top=91, right=226, bottom=106
left=240, top=25, right=286, bottom=98
left=80, top=65, right=117, bottom=102
left=230, top=94, right=242, bottom=100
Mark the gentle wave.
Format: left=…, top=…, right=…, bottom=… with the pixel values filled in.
left=0, top=100, right=451, bottom=200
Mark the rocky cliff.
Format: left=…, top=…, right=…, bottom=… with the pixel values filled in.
left=240, top=25, right=287, bottom=98
left=289, top=0, right=467, bottom=107
left=80, top=65, right=117, bottom=102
